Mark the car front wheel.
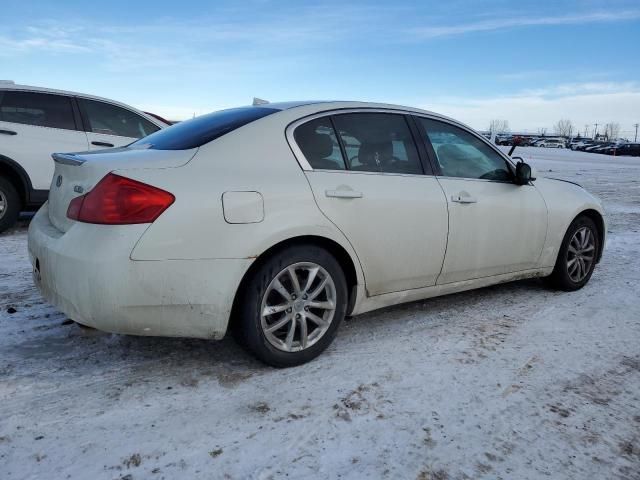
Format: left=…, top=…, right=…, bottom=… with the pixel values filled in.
left=546, top=215, right=599, bottom=291
left=0, top=177, right=21, bottom=234
left=236, top=244, right=348, bottom=367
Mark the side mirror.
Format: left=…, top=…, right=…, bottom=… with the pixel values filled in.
left=515, top=161, right=536, bottom=185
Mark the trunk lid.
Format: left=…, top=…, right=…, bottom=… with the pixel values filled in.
left=47, top=146, right=196, bottom=232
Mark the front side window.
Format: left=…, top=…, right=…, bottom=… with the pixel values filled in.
left=293, top=117, right=346, bottom=170
left=81, top=99, right=159, bottom=139
left=0, top=91, right=76, bottom=130
left=418, top=118, right=512, bottom=181
left=332, top=113, right=422, bottom=174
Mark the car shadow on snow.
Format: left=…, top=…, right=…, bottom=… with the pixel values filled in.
left=10, top=276, right=553, bottom=380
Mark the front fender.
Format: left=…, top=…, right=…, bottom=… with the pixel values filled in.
left=534, top=177, right=606, bottom=267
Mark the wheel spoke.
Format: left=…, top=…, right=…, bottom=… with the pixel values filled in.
left=568, top=261, right=578, bottom=277
left=262, top=303, right=289, bottom=316
left=299, top=316, right=308, bottom=349
left=307, top=300, right=335, bottom=310
left=577, top=258, right=584, bottom=279
left=568, top=245, right=578, bottom=255
left=305, top=311, right=329, bottom=327
left=582, top=229, right=591, bottom=249
left=288, top=267, right=301, bottom=295
left=567, top=258, right=577, bottom=268
left=271, top=278, right=292, bottom=301
left=570, top=236, right=581, bottom=251
left=285, top=318, right=297, bottom=350
left=302, top=266, right=319, bottom=294
left=265, top=313, right=292, bottom=333
left=308, top=277, right=328, bottom=300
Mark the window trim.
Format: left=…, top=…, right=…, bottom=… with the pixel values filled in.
left=76, top=96, right=161, bottom=139
left=411, top=114, right=518, bottom=184
left=286, top=108, right=431, bottom=177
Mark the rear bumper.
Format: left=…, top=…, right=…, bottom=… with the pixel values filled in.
left=28, top=205, right=252, bottom=339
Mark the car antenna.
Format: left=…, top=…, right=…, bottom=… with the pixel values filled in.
left=252, top=97, right=270, bottom=106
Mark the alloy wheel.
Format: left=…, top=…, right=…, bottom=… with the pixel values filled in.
left=260, top=262, right=337, bottom=352
left=567, top=226, right=596, bottom=282
left=0, top=190, right=7, bottom=220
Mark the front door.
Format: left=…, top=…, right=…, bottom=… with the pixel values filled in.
left=414, top=116, right=548, bottom=284
left=293, top=112, right=449, bottom=296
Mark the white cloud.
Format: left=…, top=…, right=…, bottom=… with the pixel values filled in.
left=422, top=83, right=640, bottom=136
left=0, top=35, right=90, bottom=55
left=410, top=10, right=640, bottom=38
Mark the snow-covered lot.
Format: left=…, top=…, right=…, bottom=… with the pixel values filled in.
left=1, top=147, right=639, bottom=480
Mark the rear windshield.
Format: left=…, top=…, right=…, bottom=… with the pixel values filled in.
left=130, top=106, right=279, bottom=150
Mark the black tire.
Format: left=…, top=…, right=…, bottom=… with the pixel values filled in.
left=235, top=244, right=348, bottom=367
left=0, top=176, right=21, bottom=234
left=546, top=215, right=600, bottom=291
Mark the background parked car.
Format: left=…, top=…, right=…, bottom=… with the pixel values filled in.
left=584, top=143, right=610, bottom=153
left=0, top=82, right=170, bottom=232
left=536, top=138, right=565, bottom=148
left=571, top=140, right=593, bottom=150
left=495, top=135, right=513, bottom=145
left=603, top=143, right=640, bottom=156
left=590, top=143, right=617, bottom=154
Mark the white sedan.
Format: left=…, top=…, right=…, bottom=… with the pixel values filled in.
left=28, top=101, right=605, bottom=367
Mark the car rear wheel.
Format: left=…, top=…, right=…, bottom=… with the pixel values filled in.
left=236, top=245, right=348, bottom=367
left=0, top=177, right=21, bottom=234
left=546, top=215, right=599, bottom=291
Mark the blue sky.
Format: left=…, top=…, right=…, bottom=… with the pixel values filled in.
left=2, top=0, right=639, bottom=135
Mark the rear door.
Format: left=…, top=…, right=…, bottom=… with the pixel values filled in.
left=291, top=111, right=449, bottom=296
left=0, top=90, right=89, bottom=190
left=78, top=98, right=160, bottom=150
left=414, top=116, right=548, bottom=284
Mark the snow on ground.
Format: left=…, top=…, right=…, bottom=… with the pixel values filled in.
left=1, top=148, right=639, bottom=480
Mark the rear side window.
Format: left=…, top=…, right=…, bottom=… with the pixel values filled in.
left=293, top=117, right=346, bottom=170
left=80, top=99, right=159, bottom=139
left=130, top=107, right=279, bottom=150
left=0, top=91, right=76, bottom=130
left=332, top=113, right=422, bottom=174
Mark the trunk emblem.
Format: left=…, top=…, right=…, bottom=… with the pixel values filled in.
left=56, top=175, right=63, bottom=187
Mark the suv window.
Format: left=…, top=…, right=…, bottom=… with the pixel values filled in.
left=332, top=113, right=422, bottom=174
left=293, top=117, right=346, bottom=170
left=80, top=99, right=159, bottom=138
left=418, top=118, right=512, bottom=181
left=0, top=91, right=76, bottom=130
left=130, top=106, right=279, bottom=150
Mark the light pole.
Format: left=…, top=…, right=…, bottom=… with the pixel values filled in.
left=634, top=123, right=639, bottom=143
left=593, top=123, right=599, bottom=140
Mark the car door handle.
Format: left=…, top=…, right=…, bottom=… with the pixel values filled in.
left=325, top=189, right=363, bottom=199
left=0, top=129, right=17, bottom=135
left=91, top=141, right=114, bottom=147
left=451, top=194, right=477, bottom=204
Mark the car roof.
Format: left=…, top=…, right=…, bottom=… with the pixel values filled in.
left=256, top=100, right=463, bottom=126
left=0, top=83, right=169, bottom=127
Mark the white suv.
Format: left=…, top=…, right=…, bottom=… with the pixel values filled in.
left=0, top=82, right=169, bottom=232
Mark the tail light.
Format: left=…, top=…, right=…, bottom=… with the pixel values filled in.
left=67, top=173, right=175, bottom=224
